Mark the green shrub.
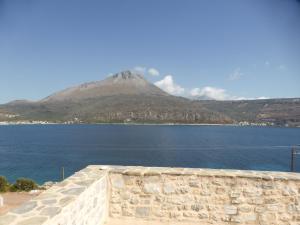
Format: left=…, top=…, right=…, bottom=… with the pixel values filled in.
left=9, top=184, right=18, bottom=192
left=11, top=178, right=38, bottom=192
left=0, top=176, right=9, bottom=192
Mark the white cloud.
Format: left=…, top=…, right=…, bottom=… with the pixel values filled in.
left=189, top=86, right=269, bottom=101
left=236, top=96, right=269, bottom=100
left=131, top=67, right=270, bottom=101
left=133, top=66, right=160, bottom=76
left=148, top=68, right=160, bottom=76
left=228, top=68, right=243, bottom=81
left=256, top=96, right=269, bottom=100
left=155, top=75, right=184, bottom=95
left=190, top=87, right=229, bottom=100
left=133, top=66, right=146, bottom=74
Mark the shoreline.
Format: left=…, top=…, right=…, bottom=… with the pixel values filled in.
left=0, top=122, right=298, bottom=128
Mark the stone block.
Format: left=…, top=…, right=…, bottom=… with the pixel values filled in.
left=230, top=191, right=241, bottom=198
left=238, top=205, right=252, bottom=213
left=123, top=175, right=135, bottom=185
left=110, top=204, right=122, bottom=214
left=216, top=187, right=226, bottom=194
left=189, top=181, right=200, bottom=187
left=169, top=211, right=181, bottom=219
left=111, top=175, right=125, bottom=189
left=120, top=190, right=131, bottom=200
left=191, top=204, right=203, bottom=212
left=163, top=182, right=176, bottom=195
left=161, top=204, right=175, bottom=210
left=262, top=182, right=275, bottom=189
left=129, top=196, right=139, bottom=205
left=231, top=198, right=242, bottom=204
left=177, top=205, right=189, bottom=211
left=154, top=195, right=164, bottom=203
left=131, top=186, right=141, bottom=194
left=61, top=187, right=85, bottom=196
left=183, top=211, right=197, bottom=217
left=264, top=197, right=278, bottom=204
left=266, top=204, right=280, bottom=212
left=248, top=197, right=263, bottom=205
left=143, top=183, right=161, bottom=194
left=135, top=207, right=150, bottom=218
left=41, top=199, right=57, bottom=205
left=122, top=208, right=134, bottom=217
left=258, top=212, right=277, bottom=224
left=279, top=213, right=292, bottom=222
left=212, top=178, right=223, bottom=186
left=177, top=186, right=189, bottom=194
left=40, top=207, right=62, bottom=218
left=231, top=216, right=243, bottom=223
left=200, top=189, right=211, bottom=196
left=224, top=205, right=237, bottom=215
left=244, top=189, right=262, bottom=197
left=198, top=211, right=209, bottom=219
left=11, top=201, right=37, bottom=214
left=243, top=213, right=257, bottom=222
left=254, top=206, right=265, bottom=213
left=153, top=210, right=165, bottom=217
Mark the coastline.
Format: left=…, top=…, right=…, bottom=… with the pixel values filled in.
left=0, top=121, right=297, bottom=128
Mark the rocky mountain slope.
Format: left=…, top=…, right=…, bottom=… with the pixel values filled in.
left=41, top=71, right=169, bottom=102
left=0, top=70, right=299, bottom=126
left=0, top=71, right=232, bottom=124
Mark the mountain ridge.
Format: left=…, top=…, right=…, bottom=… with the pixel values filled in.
left=0, top=70, right=299, bottom=126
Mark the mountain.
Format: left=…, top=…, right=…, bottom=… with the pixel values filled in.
left=0, top=70, right=299, bottom=126
left=42, top=71, right=168, bottom=102
left=0, top=71, right=232, bottom=124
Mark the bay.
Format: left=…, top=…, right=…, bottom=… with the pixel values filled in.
left=0, top=124, right=299, bottom=184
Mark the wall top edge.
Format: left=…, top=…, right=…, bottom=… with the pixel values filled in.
left=87, top=165, right=300, bottom=181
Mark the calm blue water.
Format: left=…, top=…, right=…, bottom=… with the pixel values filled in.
left=0, top=125, right=299, bottom=184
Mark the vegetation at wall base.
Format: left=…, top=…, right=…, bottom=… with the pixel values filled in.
left=0, top=176, right=38, bottom=192
left=0, top=176, right=10, bottom=192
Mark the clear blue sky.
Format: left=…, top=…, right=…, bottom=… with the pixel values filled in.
left=0, top=0, right=300, bottom=103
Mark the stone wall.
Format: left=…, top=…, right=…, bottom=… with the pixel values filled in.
left=0, top=166, right=109, bottom=225
left=1, top=165, right=300, bottom=225
left=107, top=166, right=300, bottom=225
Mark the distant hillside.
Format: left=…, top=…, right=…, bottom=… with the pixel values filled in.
left=0, top=70, right=299, bottom=126
left=199, top=98, right=300, bottom=127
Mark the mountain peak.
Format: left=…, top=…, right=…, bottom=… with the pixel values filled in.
left=107, top=70, right=147, bottom=86
left=112, top=70, right=144, bottom=80
left=41, top=70, right=168, bottom=102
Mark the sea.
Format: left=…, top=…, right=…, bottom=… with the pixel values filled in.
left=0, top=124, right=299, bottom=184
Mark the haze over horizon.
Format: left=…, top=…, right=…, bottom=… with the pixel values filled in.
left=0, top=0, right=300, bottom=103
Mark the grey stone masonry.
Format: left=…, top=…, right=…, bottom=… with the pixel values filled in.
left=0, top=165, right=300, bottom=225
left=0, top=166, right=109, bottom=225
left=106, top=165, right=300, bottom=225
